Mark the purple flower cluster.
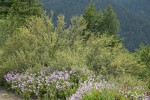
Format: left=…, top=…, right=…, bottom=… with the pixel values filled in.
left=68, top=79, right=113, bottom=100
left=5, top=72, right=36, bottom=92
left=68, top=79, right=146, bottom=100
left=46, top=71, right=71, bottom=83
left=4, top=70, right=146, bottom=100
left=4, top=70, right=73, bottom=97
left=4, top=72, right=20, bottom=83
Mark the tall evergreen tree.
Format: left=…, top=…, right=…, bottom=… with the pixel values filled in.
left=0, top=0, right=43, bottom=19
left=83, top=3, right=120, bottom=36
left=9, top=0, right=43, bottom=18
left=83, top=3, right=96, bottom=32
left=103, top=5, right=120, bottom=35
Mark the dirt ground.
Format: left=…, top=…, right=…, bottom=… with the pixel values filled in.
left=0, top=87, right=22, bottom=100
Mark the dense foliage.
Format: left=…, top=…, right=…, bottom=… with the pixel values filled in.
left=0, top=0, right=43, bottom=18
left=40, top=0, right=150, bottom=51
left=0, top=0, right=149, bottom=99
left=83, top=3, right=120, bottom=36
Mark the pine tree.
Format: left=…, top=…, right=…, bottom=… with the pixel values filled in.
left=83, top=3, right=120, bottom=36
left=103, top=5, right=120, bottom=35
left=9, top=0, right=43, bottom=19
left=83, top=3, right=96, bottom=31
left=0, top=0, right=43, bottom=19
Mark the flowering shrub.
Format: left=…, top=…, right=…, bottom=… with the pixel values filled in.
left=69, top=79, right=146, bottom=100
left=4, top=67, right=147, bottom=100
left=4, top=67, right=91, bottom=99
left=4, top=71, right=73, bottom=99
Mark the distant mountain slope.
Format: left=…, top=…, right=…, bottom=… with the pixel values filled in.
left=116, top=0, right=150, bottom=20
left=110, top=0, right=150, bottom=51
left=39, top=0, right=150, bottom=51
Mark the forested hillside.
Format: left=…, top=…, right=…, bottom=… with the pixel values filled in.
left=40, top=0, right=150, bottom=51
left=0, top=0, right=150, bottom=99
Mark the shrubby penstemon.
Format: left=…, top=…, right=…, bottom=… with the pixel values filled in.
left=4, top=67, right=90, bottom=99
left=4, top=67, right=147, bottom=100
left=69, top=79, right=146, bottom=100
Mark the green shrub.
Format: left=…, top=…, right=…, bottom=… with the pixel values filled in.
left=82, top=89, right=128, bottom=100
left=0, top=14, right=149, bottom=92
left=84, top=34, right=145, bottom=78
left=110, top=74, right=147, bottom=91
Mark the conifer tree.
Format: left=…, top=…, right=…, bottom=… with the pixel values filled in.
left=83, top=3, right=96, bottom=32
left=9, top=0, right=43, bottom=18
left=0, top=0, right=43, bottom=19
left=83, top=3, right=120, bottom=36
left=103, top=5, right=120, bottom=35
